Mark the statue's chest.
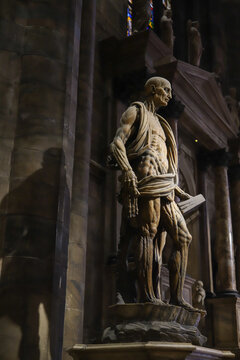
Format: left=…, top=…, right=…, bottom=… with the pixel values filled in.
left=148, top=113, right=166, bottom=141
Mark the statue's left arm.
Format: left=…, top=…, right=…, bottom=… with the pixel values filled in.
left=175, top=185, right=192, bottom=200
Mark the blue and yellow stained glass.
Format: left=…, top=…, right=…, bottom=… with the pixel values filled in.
left=127, top=0, right=133, bottom=36
left=148, top=0, right=154, bottom=29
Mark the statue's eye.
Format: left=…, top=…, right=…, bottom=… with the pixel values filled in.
left=164, top=88, right=169, bottom=92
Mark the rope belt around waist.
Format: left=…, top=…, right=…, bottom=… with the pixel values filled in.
left=137, top=174, right=177, bottom=198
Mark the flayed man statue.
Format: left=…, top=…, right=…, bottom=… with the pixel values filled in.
left=109, top=76, right=201, bottom=311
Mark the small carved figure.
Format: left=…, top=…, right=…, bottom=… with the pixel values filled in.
left=192, top=280, right=206, bottom=309
left=109, top=77, right=202, bottom=310
left=160, top=9, right=175, bottom=53
left=225, top=87, right=240, bottom=130
left=187, top=20, right=203, bottom=67
left=132, top=0, right=151, bottom=33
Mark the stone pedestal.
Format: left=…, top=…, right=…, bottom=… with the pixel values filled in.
left=102, top=303, right=206, bottom=346
left=207, top=296, right=240, bottom=358
left=68, top=342, right=234, bottom=360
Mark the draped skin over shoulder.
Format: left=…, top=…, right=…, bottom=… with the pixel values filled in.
left=126, top=101, right=178, bottom=198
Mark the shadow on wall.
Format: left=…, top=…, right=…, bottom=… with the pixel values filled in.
left=0, top=148, right=64, bottom=360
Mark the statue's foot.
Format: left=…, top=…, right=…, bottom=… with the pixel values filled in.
left=151, top=298, right=166, bottom=306
left=139, top=296, right=166, bottom=306
left=170, top=298, right=197, bottom=312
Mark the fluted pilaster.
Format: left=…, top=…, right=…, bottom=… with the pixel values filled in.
left=229, top=137, right=240, bottom=293
left=212, top=149, right=237, bottom=294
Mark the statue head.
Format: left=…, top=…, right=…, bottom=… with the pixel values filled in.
left=195, top=280, right=204, bottom=292
left=192, top=21, right=199, bottom=30
left=144, top=77, right=172, bottom=108
left=164, top=9, right=172, bottom=18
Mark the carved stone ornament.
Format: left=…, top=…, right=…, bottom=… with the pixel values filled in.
left=192, top=280, right=206, bottom=310
left=160, top=9, right=175, bottom=53
left=132, top=0, right=151, bottom=33
left=187, top=20, right=203, bottom=67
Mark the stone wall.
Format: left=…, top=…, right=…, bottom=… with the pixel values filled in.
left=0, top=1, right=78, bottom=359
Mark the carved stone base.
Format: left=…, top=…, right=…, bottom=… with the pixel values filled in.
left=102, top=303, right=207, bottom=346
left=68, top=342, right=235, bottom=360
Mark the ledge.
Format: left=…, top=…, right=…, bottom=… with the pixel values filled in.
left=68, top=342, right=235, bottom=360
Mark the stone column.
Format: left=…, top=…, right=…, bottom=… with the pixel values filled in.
left=212, top=149, right=237, bottom=294
left=198, top=153, right=214, bottom=296
left=51, top=1, right=83, bottom=359
left=229, top=137, right=240, bottom=292
left=62, top=0, right=96, bottom=358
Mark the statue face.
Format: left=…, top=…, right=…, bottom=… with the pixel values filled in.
left=154, top=81, right=172, bottom=107
left=144, top=77, right=172, bottom=109
left=195, top=281, right=203, bottom=292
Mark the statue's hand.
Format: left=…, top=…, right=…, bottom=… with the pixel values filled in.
left=123, top=170, right=140, bottom=218
left=175, top=186, right=192, bottom=201
left=180, top=193, right=192, bottom=201
left=123, top=169, right=140, bottom=197
left=106, top=154, right=118, bottom=169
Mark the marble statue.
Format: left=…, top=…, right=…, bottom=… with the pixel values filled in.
left=225, top=87, right=240, bottom=130
left=109, top=77, right=200, bottom=311
left=160, top=9, right=175, bottom=53
left=132, top=0, right=151, bottom=33
left=192, top=280, right=206, bottom=310
left=187, top=20, right=203, bottom=67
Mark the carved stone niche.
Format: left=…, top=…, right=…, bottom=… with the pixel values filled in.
left=154, top=61, right=239, bottom=151
left=100, top=30, right=176, bottom=103
left=101, top=30, right=238, bottom=150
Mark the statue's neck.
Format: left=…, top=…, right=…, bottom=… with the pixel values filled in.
left=144, top=99, right=157, bottom=113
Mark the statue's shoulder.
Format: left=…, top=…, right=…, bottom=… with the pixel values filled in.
left=129, top=102, right=147, bottom=119
left=130, top=101, right=146, bottom=110
left=157, top=113, right=168, bottom=125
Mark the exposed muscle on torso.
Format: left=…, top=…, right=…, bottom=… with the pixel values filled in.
left=132, top=110, right=169, bottom=180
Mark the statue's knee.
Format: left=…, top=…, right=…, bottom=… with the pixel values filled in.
left=139, top=225, right=150, bottom=238
left=149, top=224, right=158, bottom=239
left=139, top=224, right=157, bottom=239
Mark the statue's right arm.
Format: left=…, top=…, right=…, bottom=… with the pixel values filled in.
left=110, top=105, right=137, bottom=173
left=109, top=105, right=140, bottom=197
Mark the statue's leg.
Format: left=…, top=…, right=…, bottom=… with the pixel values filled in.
left=131, top=197, right=162, bottom=303
left=153, top=230, right=167, bottom=300
left=116, top=214, right=132, bottom=303
left=161, top=201, right=192, bottom=308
